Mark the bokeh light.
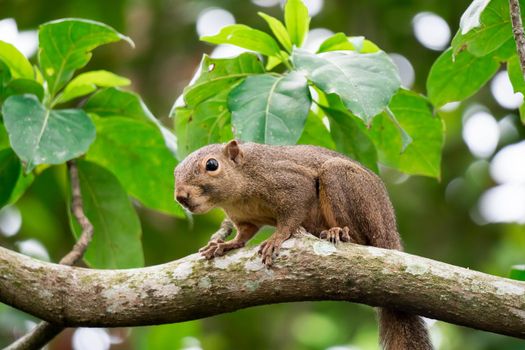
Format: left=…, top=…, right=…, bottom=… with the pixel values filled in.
left=0, top=206, right=22, bottom=237
left=490, top=141, right=525, bottom=184
left=479, top=184, right=525, bottom=224
left=462, top=110, right=500, bottom=158
left=389, top=53, right=415, bottom=88
left=16, top=239, right=50, bottom=261
left=412, top=12, right=451, bottom=51
left=196, top=8, right=235, bottom=38
left=73, top=328, right=111, bottom=350
left=0, top=18, right=38, bottom=57
left=303, top=28, right=333, bottom=52
left=490, top=70, right=523, bottom=109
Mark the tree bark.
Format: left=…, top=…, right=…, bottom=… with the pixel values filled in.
left=0, top=232, right=524, bottom=339
left=510, top=0, right=525, bottom=80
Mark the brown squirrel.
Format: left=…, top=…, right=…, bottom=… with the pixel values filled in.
left=174, top=140, right=433, bottom=350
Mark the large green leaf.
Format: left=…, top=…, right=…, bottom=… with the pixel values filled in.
left=426, top=48, right=499, bottom=107
left=71, top=160, right=144, bottom=269
left=38, top=19, right=133, bottom=96
left=452, top=0, right=511, bottom=57
left=86, top=117, right=183, bottom=217
left=2, top=94, right=96, bottom=172
left=508, top=55, right=525, bottom=94
left=182, top=53, right=264, bottom=107
left=259, top=12, right=292, bottom=52
left=324, top=108, right=378, bottom=172
left=292, top=49, right=400, bottom=123
left=85, top=87, right=155, bottom=121
left=369, top=90, right=444, bottom=178
left=0, top=59, right=12, bottom=102
left=0, top=148, right=21, bottom=209
left=284, top=0, right=310, bottom=47
left=297, top=111, right=335, bottom=149
left=56, top=70, right=130, bottom=105
left=201, top=24, right=281, bottom=57
left=3, top=79, right=44, bottom=101
left=0, top=41, right=33, bottom=79
left=174, top=90, right=234, bottom=160
left=229, top=71, right=311, bottom=144
left=0, top=123, right=9, bottom=150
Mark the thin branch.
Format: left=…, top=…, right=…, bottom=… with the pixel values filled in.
left=0, top=232, right=523, bottom=339
left=5, top=160, right=94, bottom=350
left=510, top=0, right=525, bottom=80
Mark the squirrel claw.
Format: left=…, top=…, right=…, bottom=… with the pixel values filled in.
left=320, top=226, right=351, bottom=244
left=258, top=238, right=283, bottom=267
left=198, top=239, right=224, bottom=254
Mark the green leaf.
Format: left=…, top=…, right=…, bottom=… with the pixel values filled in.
left=0, top=123, right=10, bottom=150
left=56, top=70, right=130, bottom=105
left=86, top=117, right=184, bottom=217
left=427, top=48, right=499, bottom=107
left=510, top=265, right=525, bottom=281
left=85, top=87, right=154, bottom=121
left=492, top=37, right=517, bottom=61
left=369, top=90, right=444, bottom=178
left=452, top=0, right=511, bottom=57
left=318, top=34, right=381, bottom=54
left=201, top=24, right=281, bottom=57
left=2, top=94, right=96, bottom=172
left=229, top=71, right=311, bottom=144
left=259, top=12, right=293, bottom=52
left=4, top=79, right=44, bottom=101
left=519, top=103, right=525, bottom=125
left=318, top=33, right=355, bottom=53
left=71, top=160, right=144, bottom=269
left=324, top=108, right=378, bottom=172
left=7, top=170, right=34, bottom=206
left=285, top=0, right=310, bottom=47
left=0, top=41, right=33, bottom=79
left=38, top=18, right=133, bottom=96
left=508, top=55, right=525, bottom=94
left=0, top=148, right=21, bottom=208
left=297, top=111, right=335, bottom=149
left=174, top=90, right=234, bottom=160
left=182, top=53, right=264, bottom=107
left=292, top=48, right=400, bottom=123
left=348, top=36, right=380, bottom=53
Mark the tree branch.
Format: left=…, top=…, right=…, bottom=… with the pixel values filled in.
left=0, top=232, right=524, bottom=339
left=510, top=0, right=525, bottom=80
left=5, top=160, right=94, bottom=350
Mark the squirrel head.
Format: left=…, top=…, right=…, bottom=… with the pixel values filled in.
left=174, top=140, right=245, bottom=214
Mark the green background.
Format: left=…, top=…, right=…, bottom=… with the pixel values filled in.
left=0, top=0, right=524, bottom=349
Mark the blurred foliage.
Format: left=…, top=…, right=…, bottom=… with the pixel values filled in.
left=0, top=0, right=524, bottom=349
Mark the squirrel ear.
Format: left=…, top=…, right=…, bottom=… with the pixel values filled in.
left=224, top=140, right=243, bottom=163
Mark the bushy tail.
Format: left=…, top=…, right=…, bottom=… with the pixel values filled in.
left=378, top=308, right=433, bottom=350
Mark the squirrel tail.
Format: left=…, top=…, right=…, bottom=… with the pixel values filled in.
left=378, top=308, right=433, bottom=350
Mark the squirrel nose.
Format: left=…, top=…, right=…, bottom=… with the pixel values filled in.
left=176, top=191, right=190, bottom=207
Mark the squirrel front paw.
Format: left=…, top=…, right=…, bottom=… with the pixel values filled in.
left=258, top=237, right=284, bottom=267
left=199, top=240, right=244, bottom=260
left=320, top=226, right=351, bottom=244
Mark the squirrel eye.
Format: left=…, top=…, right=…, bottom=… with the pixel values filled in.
left=205, top=158, right=219, bottom=172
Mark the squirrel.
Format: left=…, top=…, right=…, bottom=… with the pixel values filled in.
left=174, top=140, right=433, bottom=350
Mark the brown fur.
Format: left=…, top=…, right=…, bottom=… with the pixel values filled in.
left=174, top=140, right=432, bottom=349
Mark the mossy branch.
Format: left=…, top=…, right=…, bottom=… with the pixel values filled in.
left=0, top=232, right=524, bottom=343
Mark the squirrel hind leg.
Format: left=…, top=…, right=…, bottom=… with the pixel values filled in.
left=318, top=158, right=401, bottom=250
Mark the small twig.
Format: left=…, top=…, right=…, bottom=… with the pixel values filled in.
left=60, top=161, right=94, bottom=265
left=510, top=0, right=525, bottom=80
left=5, top=160, right=94, bottom=350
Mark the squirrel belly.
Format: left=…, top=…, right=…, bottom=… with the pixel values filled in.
left=174, top=140, right=432, bottom=350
